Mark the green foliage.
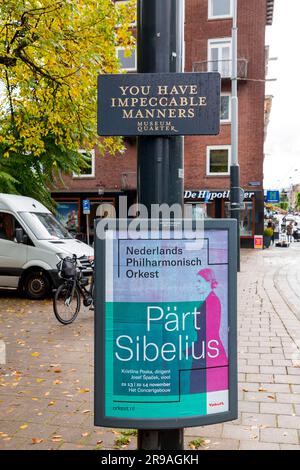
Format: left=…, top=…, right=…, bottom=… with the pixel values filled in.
left=0, top=0, right=135, bottom=205
left=279, top=202, right=289, bottom=211
left=188, top=438, right=206, bottom=449
left=296, top=192, right=300, bottom=210
left=120, top=429, right=138, bottom=437
left=114, top=435, right=130, bottom=449
left=0, top=138, right=91, bottom=210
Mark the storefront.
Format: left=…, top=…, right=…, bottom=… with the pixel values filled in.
left=184, top=189, right=264, bottom=248
left=51, top=193, right=110, bottom=245
left=52, top=190, right=137, bottom=245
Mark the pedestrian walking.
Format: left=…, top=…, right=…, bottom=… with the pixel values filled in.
left=286, top=221, right=293, bottom=243
left=267, top=219, right=276, bottom=245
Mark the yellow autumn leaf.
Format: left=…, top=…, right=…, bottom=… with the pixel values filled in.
left=31, top=352, right=40, bottom=357
left=36, top=378, right=44, bottom=383
left=19, top=424, right=28, bottom=430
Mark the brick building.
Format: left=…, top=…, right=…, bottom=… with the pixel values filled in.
left=51, top=0, right=274, bottom=247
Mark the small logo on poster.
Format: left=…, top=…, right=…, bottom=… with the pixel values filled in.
left=207, top=390, right=229, bottom=414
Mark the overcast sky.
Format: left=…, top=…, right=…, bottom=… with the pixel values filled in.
left=264, top=0, right=300, bottom=190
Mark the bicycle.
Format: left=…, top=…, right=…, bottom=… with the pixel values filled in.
left=53, top=254, right=94, bottom=325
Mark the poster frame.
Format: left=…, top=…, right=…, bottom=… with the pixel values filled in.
left=94, top=218, right=237, bottom=429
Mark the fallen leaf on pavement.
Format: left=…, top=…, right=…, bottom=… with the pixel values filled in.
left=36, top=378, right=45, bottom=383
left=48, top=401, right=55, bottom=406
left=267, top=396, right=275, bottom=400
left=31, top=352, right=40, bottom=357
left=19, top=424, right=28, bottom=430
left=258, top=388, right=267, bottom=392
left=79, top=388, right=90, bottom=393
left=82, top=410, right=91, bottom=414
left=31, top=438, right=44, bottom=445
left=81, top=432, right=89, bottom=437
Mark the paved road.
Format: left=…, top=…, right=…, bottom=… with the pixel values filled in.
left=0, top=243, right=300, bottom=450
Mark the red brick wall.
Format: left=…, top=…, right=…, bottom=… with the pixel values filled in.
left=54, top=142, right=137, bottom=192
left=55, top=0, right=267, bottom=194
left=184, top=0, right=267, bottom=191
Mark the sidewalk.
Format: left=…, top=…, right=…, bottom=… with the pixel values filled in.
left=1, top=245, right=300, bottom=450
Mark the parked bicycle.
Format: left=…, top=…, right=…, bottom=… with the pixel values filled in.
left=53, top=254, right=94, bottom=325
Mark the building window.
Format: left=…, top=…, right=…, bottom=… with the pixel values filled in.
left=73, top=150, right=95, bottom=179
left=225, top=201, right=254, bottom=237
left=220, top=93, right=231, bottom=122
left=207, top=145, right=231, bottom=176
left=208, top=0, right=233, bottom=19
left=208, top=38, right=232, bottom=77
left=116, top=47, right=137, bottom=71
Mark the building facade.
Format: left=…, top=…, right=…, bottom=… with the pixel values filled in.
left=51, top=0, right=274, bottom=247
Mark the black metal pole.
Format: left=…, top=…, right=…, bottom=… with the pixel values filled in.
left=230, top=0, right=240, bottom=272
left=137, top=0, right=184, bottom=209
left=230, top=165, right=240, bottom=271
left=137, top=0, right=184, bottom=450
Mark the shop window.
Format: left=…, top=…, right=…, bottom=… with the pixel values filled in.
left=225, top=201, right=254, bottom=236
left=116, top=47, right=137, bottom=71
left=73, top=150, right=95, bottom=179
left=207, top=146, right=231, bottom=176
left=220, top=93, right=231, bottom=122
left=185, top=203, right=216, bottom=220
left=208, top=38, right=232, bottom=77
left=208, top=0, right=233, bottom=20
left=56, top=201, right=80, bottom=233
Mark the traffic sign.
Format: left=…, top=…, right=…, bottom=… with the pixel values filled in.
left=83, top=199, right=90, bottom=215
left=266, top=190, right=280, bottom=203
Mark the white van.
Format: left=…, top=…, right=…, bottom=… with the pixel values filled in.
left=0, top=194, right=94, bottom=299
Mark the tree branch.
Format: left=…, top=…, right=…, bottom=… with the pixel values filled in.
left=4, top=69, right=15, bottom=127
left=16, top=51, right=62, bottom=85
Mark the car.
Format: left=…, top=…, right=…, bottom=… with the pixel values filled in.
left=0, top=194, right=94, bottom=299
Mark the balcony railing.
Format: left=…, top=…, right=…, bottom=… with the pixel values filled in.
left=192, top=59, right=248, bottom=80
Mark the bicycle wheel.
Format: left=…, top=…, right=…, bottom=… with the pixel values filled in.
left=53, top=283, right=81, bottom=324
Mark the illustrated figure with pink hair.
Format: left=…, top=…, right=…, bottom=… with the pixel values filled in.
left=190, top=268, right=228, bottom=394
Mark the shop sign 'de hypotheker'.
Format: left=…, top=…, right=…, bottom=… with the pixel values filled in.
left=98, top=73, right=221, bottom=137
